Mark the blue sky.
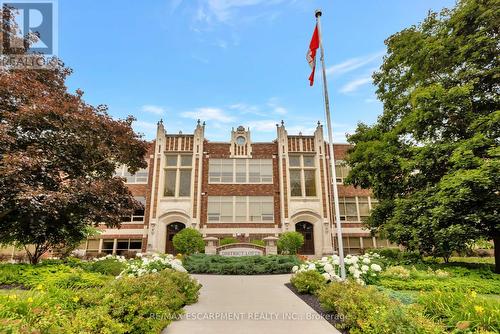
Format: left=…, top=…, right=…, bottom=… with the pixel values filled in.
left=59, top=0, right=456, bottom=142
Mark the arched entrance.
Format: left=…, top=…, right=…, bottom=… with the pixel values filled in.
left=296, top=221, right=314, bottom=254
left=165, top=222, right=186, bottom=254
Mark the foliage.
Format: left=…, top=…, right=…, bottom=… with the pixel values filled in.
left=172, top=228, right=204, bottom=255
left=379, top=275, right=500, bottom=295
left=183, top=254, right=302, bottom=275
left=85, top=256, right=127, bottom=276
left=378, top=262, right=500, bottom=294
left=318, top=281, right=443, bottom=333
left=0, top=269, right=201, bottom=333
left=250, top=239, right=265, bottom=247
left=381, top=266, right=411, bottom=280
left=52, top=226, right=101, bottom=259
left=344, top=0, right=500, bottom=271
left=219, top=237, right=238, bottom=246
left=117, top=253, right=187, bottom=278
left=277, top=232, right=304, bottom=255
left=290, top=270, right=326, bottom=295
left=0, top=8, right=148, bottom=265
left=293, top=253, right=384, bottom=285
left=368, top=248, right=423, bottom=265
left=417, top=290, right=500, bottom=332
left=0, top=263, right=110, bottom=289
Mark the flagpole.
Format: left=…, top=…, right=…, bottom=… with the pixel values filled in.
left=315, top=9, right=346, bottom=279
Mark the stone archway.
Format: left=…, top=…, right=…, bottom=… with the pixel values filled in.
left=295, top=221, right=315, bottom=255
left=165, top=222, right=186, bottom=254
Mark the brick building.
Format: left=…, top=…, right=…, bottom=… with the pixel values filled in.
left=78, top=120, right=396, bottom=257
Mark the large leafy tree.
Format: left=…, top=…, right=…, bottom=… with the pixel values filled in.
left=0, top=7, right=148, bottom=263
left=345, top=0, right=499, bottom=271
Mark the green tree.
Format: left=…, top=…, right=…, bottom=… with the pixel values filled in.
left=278, top=232, right=304, bottom=255
left=0, top=7, right=148, bottom=263
left=172, top=228, right=205, bottom=255
left=345, top=0, right=499, bottom=271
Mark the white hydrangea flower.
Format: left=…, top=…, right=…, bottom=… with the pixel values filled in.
left=361, top=265, right=369, bottom=273
left=362, top=257, right=371, bottom=264
left=308, top=263, right=316, bottom=270
left=370, top=264, right=382, bottom=272
left=292, top=266, right=299, bottom=273
left=323, top=263, right=334, bottom=273
left=322, top=273, right=331, bottom=280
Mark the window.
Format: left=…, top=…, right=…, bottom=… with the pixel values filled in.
left=337, top=197, right=358, bottom=221
left=114, top=165, right=149, bottom=183
left=335, top=196, right=378, bottom=222
left=121, top=196, right=146, bottom=223
left=289, top=155, right=317, bottom=197
left=207, top=196, right=274, bottom=222
left=86, top=239, right=100, bottom=253
left=342, top=237, right=362, bottom=254
left=102, top=239, right=114, bottom=254
left=334, top=160, right=350, bottom=184
left=164, top=154, right=192, bottom=197
left=358, top=196, right=370, bottom=221
left=116, top=239, right=143, bottom=255
left=208, top=159, right=272, bottom=183
left=362, top=237, right=374, bottom=249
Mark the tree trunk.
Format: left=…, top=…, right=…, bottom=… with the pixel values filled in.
left=494, top=234, right=500, bottom=274
left=25, top=244, right=47, bottom=265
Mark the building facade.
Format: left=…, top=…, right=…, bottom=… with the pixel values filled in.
left=78, top=120, right=396, bottom=257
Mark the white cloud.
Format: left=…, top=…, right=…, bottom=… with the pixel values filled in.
left=141, top=105, right=165, bottom=115
left=247, top=120, right=279, bottom=132
left=229, top=103, right=262, bottom=115
left=181, top=107, right=234, bottom=123
left=267, top=98, right=287, bottom=115
left=326, top=51, right=384, bottom=77
left=215, top=39, right=228, bottom=49
left=340, top=77, right=373, bottom=93
left=196, top=0, right=286, bottom=23
left=132, top=121, right=157, bottom=139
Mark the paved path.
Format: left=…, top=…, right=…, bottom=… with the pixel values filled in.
left=164, top=274, right=339, bottom=334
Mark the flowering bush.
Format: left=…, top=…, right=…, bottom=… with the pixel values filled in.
left=292, top=253, right=384, bottom=285
left=117, top=253, right=187, bottom=278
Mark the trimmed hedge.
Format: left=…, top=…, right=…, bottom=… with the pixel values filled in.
left=183, top=254, right=302, bottom=275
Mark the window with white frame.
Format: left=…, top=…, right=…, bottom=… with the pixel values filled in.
left=121, top=196, right=146, bottom=223
left=335, top=160, right=351, bottom=184
left=334, top=196, right=377, bottom=222
left=207, top=196, right=274, bottom=222
left=208, top=159, right=272, bottom=183
left=164, top=154, right=192, bottom=197
left=289, top=155, right=317, bottom=197
left=114, top=165, right=148, bottom=183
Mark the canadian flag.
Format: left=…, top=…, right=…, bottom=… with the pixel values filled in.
left=306, top=24, right=320, bottom=86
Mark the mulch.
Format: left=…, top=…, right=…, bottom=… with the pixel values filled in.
left=285, top=283, right=348, bottom=334
left=0, top=284, right=29, bottom=290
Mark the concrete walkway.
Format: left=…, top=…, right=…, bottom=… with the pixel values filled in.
left=164, top=274, right=339, bottom=334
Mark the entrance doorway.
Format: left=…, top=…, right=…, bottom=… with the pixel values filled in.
left=165, top=222, right=186, bottom=254
left=296, top=221, right=314, bottom=255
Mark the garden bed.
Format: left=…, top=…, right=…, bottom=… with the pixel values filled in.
left=289, top=252, right=500, bottom=333
left=285, top=282, right=347, bottom=333
left=0, top=254, right=201, bottom=333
